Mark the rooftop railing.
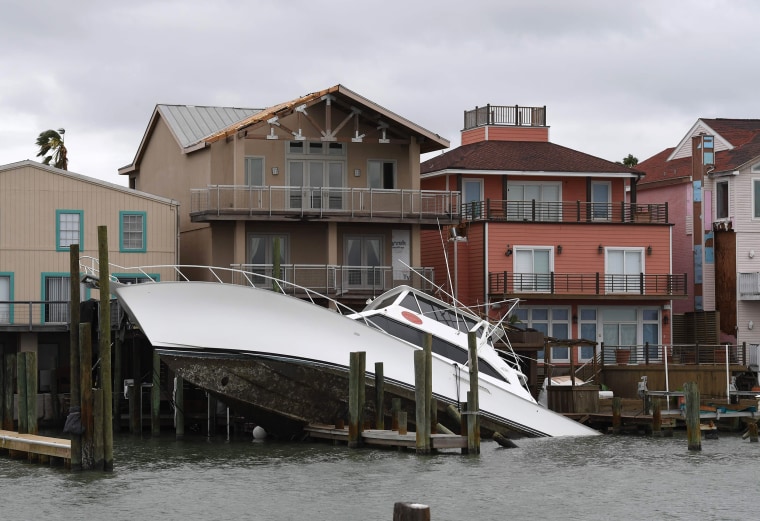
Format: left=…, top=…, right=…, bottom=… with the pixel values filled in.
left=463, top=105, right=546, bottom=130
left=488, top=272, right=688, bottom=297
left=190, top=185, right=460, bottom=222
left=463, top=200, right=669, bottom=225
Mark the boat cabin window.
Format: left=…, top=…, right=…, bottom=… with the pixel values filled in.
left=367, top=293, right=400, bottom=311
left=400, top=293, right=480, bottom=335
left=365, top=315, right=506, bottom=382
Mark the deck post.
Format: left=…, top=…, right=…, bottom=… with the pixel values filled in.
left=175, top=375, right=185, bottom=439
left=97, top=226, right=114, bottom=471
left=392, top=502, right=430, bottom=521
left=414, top=349, right=430, bottom=454
left=113, top=329, right=121, bottom=436
left=467, top=331, right=480, bottom=454
left=748, top=422, right=758, bottom=443
left=397, top=411, right=408, bottom=435
left=16, top=353, right=27, bottom=434
left=2, top=354, right=14, bottom=430
left=25, top=352, right=38, bottom=435
left=80, top=323, right=94, bottom=469
left=128, top=383, right=139, bottom=435
left=611, top=397, right=622, bottom=434
left=684, top=381, right=701, bottom=451
left=151, top=350, right=161, bottom=437
left=69, top=245, right=82, bottom=470
left=0, top=356, right=4, bottom=430
left=391, top=397, right=401, bottom=431
left=424, top=334, right=432, bottom=445
left=375, top=362, right=385, bottom=430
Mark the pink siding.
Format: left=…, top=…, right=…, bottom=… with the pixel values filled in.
left=639, top=183, right=693, bottom=313
left=461, top=126, right=549, bottom=145
left=461, top=128, right=486, bottom=146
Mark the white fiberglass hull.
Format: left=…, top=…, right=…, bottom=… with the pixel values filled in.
left=114, top=282, right=599, bottom=437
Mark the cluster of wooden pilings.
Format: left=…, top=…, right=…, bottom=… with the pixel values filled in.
left=0, top=352, right=39, bottom=434
left=66, top=227, right=114, bottom=471
left=346, top=331, right=481, bottom=455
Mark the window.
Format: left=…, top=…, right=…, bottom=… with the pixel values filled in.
left=754, top=179, right=760, bottom=219
left=120, top=212, right=146, bottom=252
left=287, top=141, right=345, bottom=210
left=368, top=160, right=396, bottom=189
left=702, top=135, right=714, bottom=165
left=43, top=274, right=71, bottom=323
left=716, top=181, right=729, bottom=220
left=506, top=182, right=561, bottom=222
left=512, top=306, right=569, bottom=362
left=56, top=210, right=83, bottom=251
left=591, top=181, right=611, bottom=221
left=245, top=157, right=264, bottom=186
left=345, top=235, right=383, bottom=289
left=605, top=248, right=644, bottom=293
left=643, top=308, right=661, bottom=359
left=514, top=247, right=552, bottom=292
left=549, top=308, right=571, bottom=362
left=462, top=179, right=483, bottom=219
left=114, top=273, right=159, bottom=285
left=0, top=273, right=11, bottom=324
left=578, top=308, right=598, bottom=362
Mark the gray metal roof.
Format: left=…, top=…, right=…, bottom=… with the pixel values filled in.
left=158, top=105, right=262, bottom=148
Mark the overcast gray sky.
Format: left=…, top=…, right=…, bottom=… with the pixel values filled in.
left=2, top=0, right=757, bottom=186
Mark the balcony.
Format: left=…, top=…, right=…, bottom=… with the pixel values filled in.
left=488, top=272, right=687, bottom=300
left=738, top=272, right=760, bottom=300
left=190, top=185, right=460, bottom=224
left=462, top=200, right=669, bottom=225
left=0, top=301, right=70, bottom=331
left=230, top=264, right=435, bottom=299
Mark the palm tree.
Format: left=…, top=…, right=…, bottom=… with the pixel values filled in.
left=622, top=153, right=638, bottom=168
left=36, top=128, right=68, bottom=170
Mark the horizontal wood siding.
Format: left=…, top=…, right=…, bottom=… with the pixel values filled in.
left=0, top=163, right=178, bottom=301
left=461, top=224, right=485, bottom=306
left=483, top=126, right=549, bottom=142
left=460, top=128, right=486, bottom=146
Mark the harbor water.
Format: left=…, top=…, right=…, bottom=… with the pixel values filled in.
left=2, top=430, right=758, bottom=521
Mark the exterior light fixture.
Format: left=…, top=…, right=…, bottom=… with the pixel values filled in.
left=354, top=168, right=361, bottom=177
left=647, top=245, right=652, bottom=255
left=598, top=245, right=603, bottom=254
left=557, top=245, right=562, bottom=255
left=505, top=245, right=513, bottom=256
left=271, top=167, right=279, bottom=176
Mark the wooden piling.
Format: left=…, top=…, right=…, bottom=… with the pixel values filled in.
left=97, top=226, right=114, bottom=471
left=651, top=398, right=662, bottom=436
left=93, top=389, right=104, bottom=470
left=398, top=411, right=408, bottom=435
left=393, top=502, right=430, bottom=521
left=16, top=353, right=28, bottom=434
left=391, top=397, right=401, bottom=431
left=80, top=323, right=94, bottom=469
left=375, top=362, right=385, bottom=430
left=175, top=375, right=185, bottom=439
left=466, top=331, right=480, bottom=454
left=424, top=334, right=433, bottom=442
left=2, top=354, right=13, bottom=430
left=25, top=352, right=38, bottom=435
left=128, top=383, right=140, bottom=435
left=348, top=351, right=365, bottom=448
left=684, top=381, right=701, bottom=451
left=0, top=356, right=4, bottom=430
left=151, top=350, right=161, bottom=437
left=113, top=329, right=121, bottom=435
left=69, top=245, right=82, bottom=470
left=748, top=422, right=758, bottom=443
left=414, top=349, right=430, bottom=454
left=611, top=397, right=622, bottom=434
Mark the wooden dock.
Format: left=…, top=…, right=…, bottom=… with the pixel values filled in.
left=304, top=424, right=469, bottom=450
left=0, top=429, right=71, bottom=465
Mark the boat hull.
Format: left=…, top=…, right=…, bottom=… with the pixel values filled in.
left=114, top=281, right=599, bottom=437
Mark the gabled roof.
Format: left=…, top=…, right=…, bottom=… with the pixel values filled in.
left=421, top=140, right=641, bottom=178
left=119, top=105, right=260, bottom=174
left=202, top=84, right=449, bottom=154
left=639, top=118, right=760, bottom=186
left=1, top=160, right=178, bottom=205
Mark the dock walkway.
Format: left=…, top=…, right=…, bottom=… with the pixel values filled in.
left=304, top=424, right=469, bottom=450
left=0, top=429, right=71, bottom=465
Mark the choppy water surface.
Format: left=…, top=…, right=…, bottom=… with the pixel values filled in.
left=2, top=431, right=758, bottom=521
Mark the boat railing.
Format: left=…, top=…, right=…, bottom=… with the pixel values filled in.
left=77, top=257, right=386, bottom=326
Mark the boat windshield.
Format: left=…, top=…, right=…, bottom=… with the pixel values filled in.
left=399, top=293, right=481, bottom=335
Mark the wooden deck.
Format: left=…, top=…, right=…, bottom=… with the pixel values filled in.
left=0, top=429, right=71, bottom=464
left=304, top=424, right=469, bottom=450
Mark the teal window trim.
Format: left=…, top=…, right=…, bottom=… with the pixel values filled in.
left=119, top=211, right=147, bottom=253
left=56, top=209, right=84, bottom=251
left=0, top=272, right=14, bottom=324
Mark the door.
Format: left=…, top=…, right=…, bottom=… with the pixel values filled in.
left=514, top=248, right=552, bottom=292
left=591, top=181, right=611, bottom=221
left=463, top=179, right=483, bottom=219
left=345, top=236, right=383, bottom=289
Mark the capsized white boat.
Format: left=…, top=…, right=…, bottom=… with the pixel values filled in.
left=109, top=270, right=599, bottom=438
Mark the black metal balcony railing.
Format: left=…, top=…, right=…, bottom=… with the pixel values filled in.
left=462, top=200, right=669, bottom=225
left=463, top=105, right=546, bottom=130
left=602, top=344, right=750, bottom=366
left=0, top=301, right=71, bottom=329
left=190, top=185, right=460, bottom=222
left=230, top=264, right=435, bottom=296
left=488, top=272, right=688, bottom=297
